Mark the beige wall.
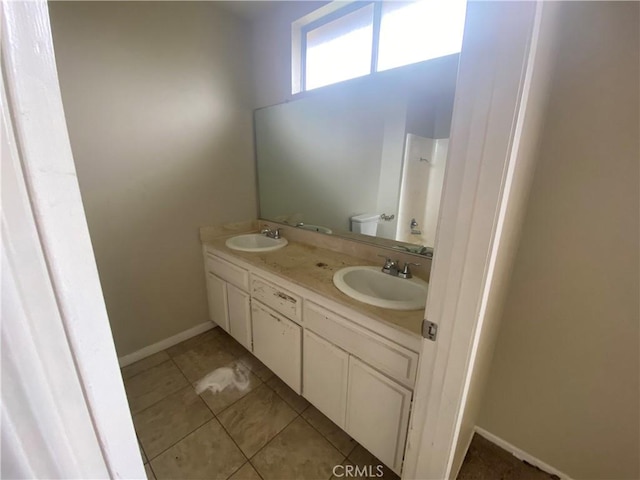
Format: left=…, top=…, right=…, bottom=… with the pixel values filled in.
left=249, top=1, right=328, bottom=108
left=477, top=3, right=639, bottom=479
left=49, top=2, right=257, bottom=357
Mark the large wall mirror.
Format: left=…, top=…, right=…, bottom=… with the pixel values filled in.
left=255, top=54, right=459, bottom=254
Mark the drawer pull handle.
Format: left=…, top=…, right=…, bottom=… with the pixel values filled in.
left=274, top=291, right=296, bottom=304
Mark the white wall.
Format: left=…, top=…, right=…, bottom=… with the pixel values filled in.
left=48, top=2, right=257, bottom=356
left=477, top=3, right=639, bottom=479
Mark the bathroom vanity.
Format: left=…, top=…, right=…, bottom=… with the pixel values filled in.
left=202, top=232, right=424, bottom=475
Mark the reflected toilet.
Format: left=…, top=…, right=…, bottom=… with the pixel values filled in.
left=350, top=213, right=380, bottom=236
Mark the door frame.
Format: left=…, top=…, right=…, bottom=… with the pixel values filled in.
left=403, top=1, right=557, bottom=478
left=1, top=1, right=144, bottom=477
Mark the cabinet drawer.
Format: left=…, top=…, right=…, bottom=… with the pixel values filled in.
left=205, top=253, right=249, bottom=291
left=304, top=302, right=418, bottom=387
left=251, top=275, right=302, bottom=323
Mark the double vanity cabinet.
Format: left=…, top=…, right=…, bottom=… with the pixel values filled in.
left=202, top=240, right=423, bottom=475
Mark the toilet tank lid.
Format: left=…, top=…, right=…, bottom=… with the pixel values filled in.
left=351, top=213, right=380, bottom=223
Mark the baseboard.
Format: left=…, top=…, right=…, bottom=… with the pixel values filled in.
left=474, top=426, right=572, bottom=480
left=118, top=321, right=216, bottom=367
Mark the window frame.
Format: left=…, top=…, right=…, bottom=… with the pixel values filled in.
left=299, top=1, right=383, bottom=92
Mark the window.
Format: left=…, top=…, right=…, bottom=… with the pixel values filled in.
left=294, top=0, right=467, bottom=93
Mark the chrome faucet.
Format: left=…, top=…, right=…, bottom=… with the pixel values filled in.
left=261, top=227, right=281, bottom=239
left=398, top=262, right=421, bottom=279
left=378, top=255, right=420, bottom=278
left=378, top=255, right=400, bottom=276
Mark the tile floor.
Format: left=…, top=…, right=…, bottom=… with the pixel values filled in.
left=123, top=327, right=398, bottom=480
left=123, top=327, right=557, bottom=480
left=457, top=435, right=558, bottom=480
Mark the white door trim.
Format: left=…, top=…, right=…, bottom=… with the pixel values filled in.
left=403, top=2, right=550, bottom=478
left=1, top=1, right=143, bottom=477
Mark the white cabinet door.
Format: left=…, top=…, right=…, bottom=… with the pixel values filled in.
left=251, top=301, right=301, bottom=393
left=227, top=283, right=252, bottom=351
left=206, top=272, right=229, bottom=332
left=303, top=329, right=349, bottom=428
left=346, top=357, right=412, bottom=475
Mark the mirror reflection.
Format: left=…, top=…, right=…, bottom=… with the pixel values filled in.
left=255, top=55, right=459, bottom=253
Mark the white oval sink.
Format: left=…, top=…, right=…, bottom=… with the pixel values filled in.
left=333, top=266, right=428, bottom=311
left=225, top=234, right=288, bottom=252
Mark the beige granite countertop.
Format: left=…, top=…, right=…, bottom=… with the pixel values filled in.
left=203, top=236, right=425, bottom=338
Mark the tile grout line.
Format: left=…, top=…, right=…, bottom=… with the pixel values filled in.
left=199, top=381, right=252, bottom=464
left=189, top=347, right=276, bottom=479
left=231, top=350, right=359, bottom=464
left=122, top=328, right=224, bottom=381
left=140, top=342, right=244, bottom=465
left=247, top=412, right=345, bottom=480
left=155, top=345, right=257, bottom=464
left=214, top=356, right=353, bottom=470
left=220, top=377, right=302, bottom=467
left=146, top=417, right=219, bottom=466
left=147, top=461, right=157, bottom=480
left=121, top=355, right=170, bottom=382
left=297, top=414, right=349, bottom=461
left=298, top=406, right=358, bottom=459
left=129, top=380, right=191, bottom=418
left=201, top=362, right=267, bottom=418
left=247, top=409, right=303, bottom=464
left=128, top=333, right=357, bottom=478
left=125, top=339, right=215, bottom=416
left=247, top=458, right=268, bottom=480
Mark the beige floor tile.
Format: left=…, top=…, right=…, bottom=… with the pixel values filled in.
left=302, top=405, right=357, bottom=456
left=217, top=331, right=250, bottom=357
left=172, top=338, right=236, bottom=383
left=199, top=364, right=262, bottom=415
left=229, top=462, right=262, bottom=480
left=217, top=384, right=297, bottom=458
left=150, top=419, right=246, bottom=480
left=348, top=445, right=398, bottom=480
left=166, top=328, right=224, bottom=358
left=252, top=417, right=344, bottom=480
left=122, top=351, right=171, bottom=380
left=124, top=360, right=189, bottom=413
left=144, top=463, right=155, bottom=480
left=238, top=353, right=274, bottom=382
left=267, top=376, right=309, bottom=413
left=133, top=386, right=213, bottom=459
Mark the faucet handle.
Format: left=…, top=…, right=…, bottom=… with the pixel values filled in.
left=377, top=255, right=394, bottom=272
left=273, top=228, right=281, bottom=239
left=399, top=262, right=421, bottom=279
